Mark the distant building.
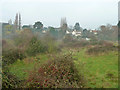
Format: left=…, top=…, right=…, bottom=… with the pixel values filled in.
left=66, top=30, right=71, bottom=34
left=42, top=30, right=47, bottom=34
left=1, top=23, right=9, bottom=30
left=100, top=25, right=118, bottom=31
left=92, top=30, right=98, bottom=35
left=100, top=25, right=106, bottom=30
left=71, top=30, right=82, bottom=37
left=8, top=19, right=12, bottom=25
left=22, top=25, right=31, bottom=29
left=1, top=23, right=9, bottom=27
left=60, top=17, right=68, bottom=32
left=86, top=38, right=90, bottom=41
left=54, top=28, right=61, bottom=31
left=112, top=26, right=118, bottom=30
left=1, top=22, right=15, bottom=36
left=75, top=31, right=82, bottom=37
left=60, top=17, right=67, bottom=27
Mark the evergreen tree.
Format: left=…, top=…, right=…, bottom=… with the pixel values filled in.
left=74, top=22, right=80, bottom=31
left=33, top=21, right=43, bottom=29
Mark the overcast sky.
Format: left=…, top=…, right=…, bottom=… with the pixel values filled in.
left=0, top=0, right=119, bottom=29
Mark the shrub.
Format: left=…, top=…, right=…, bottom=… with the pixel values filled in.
left=2, top=31, right=34, bottom=66
left=41, top=34, right=61, bottom=53
left=89, top=38, right=100, bottom=45
left=2, top=48, right=25, bottom=66
left=13, top=29, right=34, bottom=47
left=63, top=35, right=74, bottom=43
left=26, top=37, right=48, bottom=56
left=62, top=36, right=89, bottom=48
left=87, top=42, right=117, bottom=55
left=78, top=40, right=89, bottom=47
left=2, top=39, right=15, bottom=51
left=2, top=69, right=23, bottom=88
left=25, top=54, right=85, bottom=88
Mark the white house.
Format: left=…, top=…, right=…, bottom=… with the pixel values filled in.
left=86, top=38, right=90, bottom=41
left=72, top=30, right=81, bottom=37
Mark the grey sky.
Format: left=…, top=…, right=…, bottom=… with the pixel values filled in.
left=0, top=0, right=119, bottom=29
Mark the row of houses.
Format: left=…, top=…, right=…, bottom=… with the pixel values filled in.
left=66, top=30, right=98, bottom=36
left=1, top=21, right=118, bottom=41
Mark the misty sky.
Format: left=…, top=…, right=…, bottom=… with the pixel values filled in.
left=0, top=0, right=119, bottom=29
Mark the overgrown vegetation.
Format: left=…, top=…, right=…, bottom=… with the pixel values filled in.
left=26, top=37, right=47, bottom=56
left=2, top=30, right=60, bottom=66
left=87, top=41, right=117, bottom=55
left=2, top=29, right=118, bottom=88
left=2, top=69, right=23, bottom=88
left=25, top=54, right=85, bottom=88
left=62, top=35, right=90, bottom=48
left=2, top=48, right=25, bottom=66
left=73, top=49, right=118, bottom=88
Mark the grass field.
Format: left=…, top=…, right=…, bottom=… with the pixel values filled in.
left=8, top=48, right=118, bottom=88
left=73, top=48, right=118, bottom=88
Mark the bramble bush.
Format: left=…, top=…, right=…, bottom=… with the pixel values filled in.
left=25, top=54, right=85, bottom=88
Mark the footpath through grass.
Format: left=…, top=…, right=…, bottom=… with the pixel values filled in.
left=73, top=48, right=118, bottom=88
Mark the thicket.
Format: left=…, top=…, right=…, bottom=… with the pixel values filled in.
left=25, top=54, right=85, bottom=88
left=62, top=35, right=90, bottom=48
left=2, top=30, right=60, bottom=66
left=2, top=29, right=117, bottom=88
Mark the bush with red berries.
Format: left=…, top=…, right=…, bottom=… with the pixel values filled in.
left=25, top=54, right=85, bottom=88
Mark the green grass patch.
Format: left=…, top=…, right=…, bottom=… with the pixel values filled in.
left=8, top=54, right=49, bottom=80
left=73, top=48, right=118, bottom=88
